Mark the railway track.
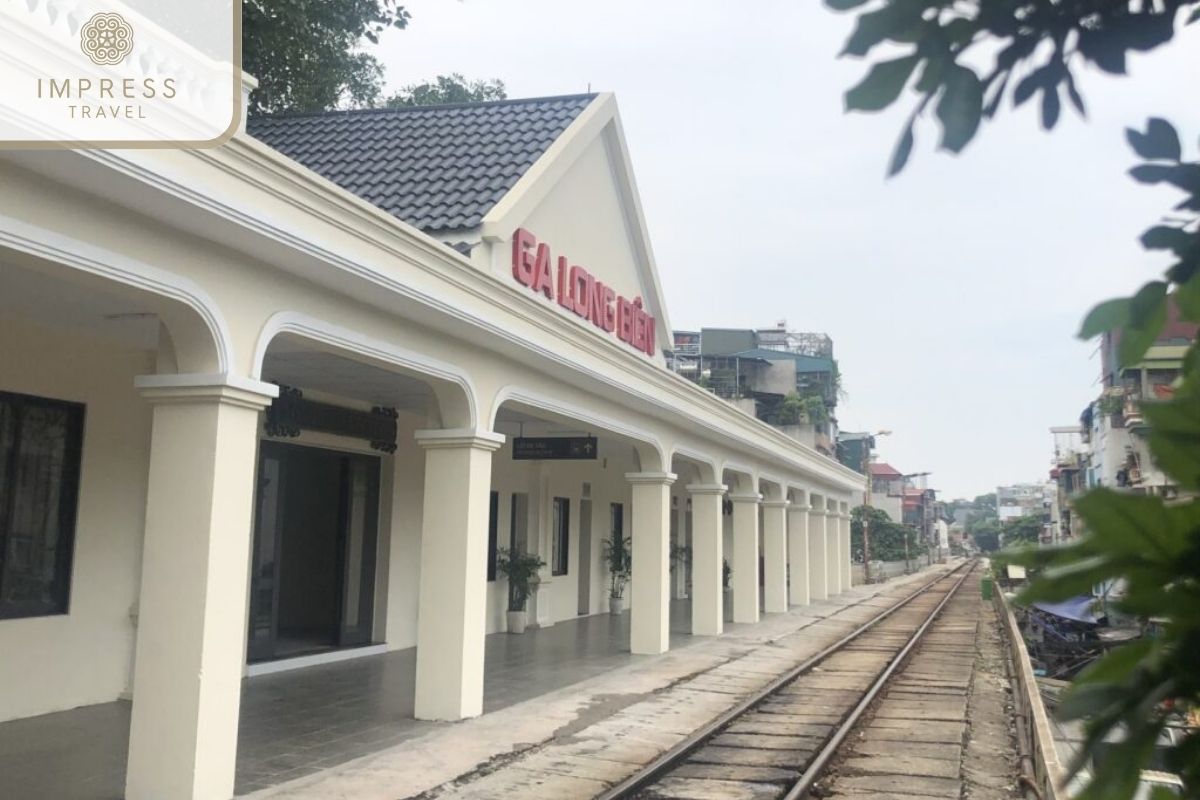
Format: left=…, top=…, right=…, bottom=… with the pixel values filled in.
left=597, top=559, right=980, bottom=800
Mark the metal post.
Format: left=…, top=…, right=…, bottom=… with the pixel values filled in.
left=861, top=443, right=873, bottom=584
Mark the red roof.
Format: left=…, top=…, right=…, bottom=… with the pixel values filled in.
left=869, top=463, right=902, bottom=478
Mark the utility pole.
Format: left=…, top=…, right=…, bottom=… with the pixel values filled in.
left=903, top=524, right=913, bottom=574
left=862, top=446, right=873, bottom=584
left=859, top=430, right=891, bottom=584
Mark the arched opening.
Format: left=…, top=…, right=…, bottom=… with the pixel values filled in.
left=0, top=247, right=226, bottom=800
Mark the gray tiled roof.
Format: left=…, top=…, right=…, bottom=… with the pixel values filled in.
left=248, top=94, right=597, bottom=233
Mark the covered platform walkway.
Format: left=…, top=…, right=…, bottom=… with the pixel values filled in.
left=0, top=601, right=705, bottom=799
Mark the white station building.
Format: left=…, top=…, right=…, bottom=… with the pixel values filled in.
left=0, top=83, right=862, bottom=799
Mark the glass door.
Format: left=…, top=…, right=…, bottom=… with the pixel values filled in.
left=337, top=455, right=379, bottom=648
left=248, top=441, right=381, bottom=662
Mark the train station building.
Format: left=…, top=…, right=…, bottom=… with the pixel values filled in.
left=0, top=81, right=862, bottom=799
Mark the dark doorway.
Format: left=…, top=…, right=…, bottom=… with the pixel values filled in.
left=248, top=441, right=381, bottom=663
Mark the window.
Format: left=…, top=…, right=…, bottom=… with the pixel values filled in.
left=611, top=502, right=624, bottom=539
left=486, top=491, right=499, bottom=581
left=0, top=391, right=85, bottom=620
left=551, top=497, right=570, bottom=576
left=510, top=493, right=528, bottom=552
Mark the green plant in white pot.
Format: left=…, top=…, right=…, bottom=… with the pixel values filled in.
left=601, top=535, right=632, bottom=614
left=497, top=547, right=545, bottom=634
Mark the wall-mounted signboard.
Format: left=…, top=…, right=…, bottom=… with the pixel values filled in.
left=512, top=436, right=598, bottom=461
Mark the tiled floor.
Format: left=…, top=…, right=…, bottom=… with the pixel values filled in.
left=0, top=603, right=699, bottom=799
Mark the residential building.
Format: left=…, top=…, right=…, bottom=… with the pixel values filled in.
left=996, top=483, right=1054, bottom=522
left=866, top=462, right=906, bottom=522
left=1048, top=425, right=1087, bottom=543
left=668, top=323, right=839, bottom=455
left=1080, top=309, right=1197, bottom=496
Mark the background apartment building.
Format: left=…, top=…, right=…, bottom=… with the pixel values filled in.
left=669, top=322, right=840, bottom=456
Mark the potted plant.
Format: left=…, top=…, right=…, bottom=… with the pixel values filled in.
left=723, top=558, right=732, bottom=592
left=601, top=535, right=632, bottom=614
left=496, top=547, right=545, bottom=634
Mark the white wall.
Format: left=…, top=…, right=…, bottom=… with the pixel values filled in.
left=0, top=315, right=153, bottom=722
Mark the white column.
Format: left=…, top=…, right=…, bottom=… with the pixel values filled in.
left=125, top=375, right=277, bottom=800
left=787, top=501, right=810, bottom=606
left=808, top=503, right=828, bottom=600
left=841, top=510, right=853, bottom=589
left=627, top=471, right=676, bottom=655
left=827, top=501, right=843, bottom=595
left=413, top=428, right=505, bottom=721
left=762, top=499, right=789, bottom=613
left=687, top=483, right=725, bottom=636
left=730, top=492, right=761, bottom=623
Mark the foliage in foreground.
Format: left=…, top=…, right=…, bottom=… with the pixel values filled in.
left=826, top=1, right=1200, bottom=796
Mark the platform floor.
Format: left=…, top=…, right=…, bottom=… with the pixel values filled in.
left=0, top=601, right=702, bottom=799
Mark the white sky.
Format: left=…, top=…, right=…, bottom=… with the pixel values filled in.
left=374, top=0, right=1200, bottom=499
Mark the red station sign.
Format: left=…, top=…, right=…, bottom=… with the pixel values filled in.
left=511, top=228, right=657, bottom=357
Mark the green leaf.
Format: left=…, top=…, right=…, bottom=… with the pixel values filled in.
left=1041, top=84, right=1061, bottom=129
left=888, top=119, right=915, bottom=177
left=914, top=55, right=946, bottom=93
left=1073, top=639, right=1155, bottom=686
left=1078, top=297, right=1130, bottom=339
left=1118, top=281, right=1168, bottom=367
left=935, top=66, right=983, bottom=153
left=1064, top=71, right=1086, bottom=116
left=1126, top=118, right=1182, bottom=162
left=1012, top=70, right=1042, bottom=107
left=825, top=0, right=871, bottom=10
left=845, top=55, right=920, bottom=112
left=1143, top=395, right=1200, bottom=491
left=1176, top=278, right=1200, bottom=320
left=1129, top=164, right=1176, bottom=184
left=1139, top=225, right=1192, bottom=253
left=841, top=3, right=924, bottom=57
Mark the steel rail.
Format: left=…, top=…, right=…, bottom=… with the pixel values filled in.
left=597, top=560, right=977, bottom=800
left=781, top=560, right=977, bottom=800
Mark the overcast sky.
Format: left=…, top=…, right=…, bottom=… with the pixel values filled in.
left=375, top=1, right=1200, bottom=499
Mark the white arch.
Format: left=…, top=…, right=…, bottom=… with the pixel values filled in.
left=252, top=311, right=479, bottom=429
left=667, top=445, right=720, bottom=484
left=720, top=460, right=758, bottom=494
left=488, top=385, right=668, bottom=471
left=0, top=214, right=233, bottom=373
left=758, top=472, right=787, bottom=501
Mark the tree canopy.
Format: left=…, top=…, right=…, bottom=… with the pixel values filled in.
left=826, top=1, right=1200, bottom=795
left=243, top=0, right=410, bottom=115
left=385, top=74, right=507, bottom=108
left=851, top=505, right=925, bottom=562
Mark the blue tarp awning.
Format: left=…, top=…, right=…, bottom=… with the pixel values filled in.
left=1032, top=596, right=1102, bottom=624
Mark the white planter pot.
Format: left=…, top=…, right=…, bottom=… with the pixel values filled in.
left=506, top=610, right=527, bottom=634
left=609, top=596, right=625, bottom=615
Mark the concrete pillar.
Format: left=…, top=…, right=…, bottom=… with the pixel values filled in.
left=627, top=471, right=676, bottom=655
left=413, top=428, right=505, bottom=721
left=827, top=501, right=843, bottom=595
left=687, top=483, right=725, bottom=636
left=841, top=510, right=853, bottom=589
left=125, top=374, right=277, bottom=800
left=730, top=492, right=761, bottom=623
left=762, top=499, right=789, bottom=613
left=787, top=501, right=810, bottom=606
left=808, top=504, right=828, bottom=600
